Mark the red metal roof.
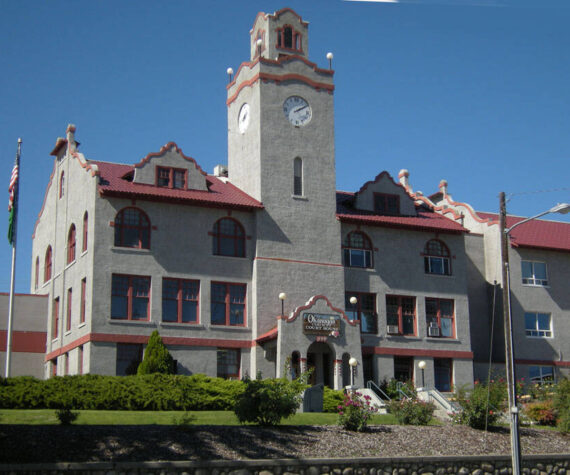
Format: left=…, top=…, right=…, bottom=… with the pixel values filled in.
left=336, top=191, right=467, bottom=234
left=92, top=161, right=263, bottom=211
left=477, top=212, right=570, bottom=252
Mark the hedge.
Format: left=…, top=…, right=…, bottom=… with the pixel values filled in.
left=0, top=374, right=244, bottom=411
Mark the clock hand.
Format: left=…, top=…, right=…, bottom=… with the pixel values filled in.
left=294, top=105, right=308, bottom=113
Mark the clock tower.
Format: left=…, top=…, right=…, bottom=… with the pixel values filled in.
left=227, top=8, right=346, bottom=376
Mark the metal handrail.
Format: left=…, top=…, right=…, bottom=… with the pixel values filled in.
left=366, top=380, right=391, bottom=402
left=396, top=381, right=414, bottom=400
left=428, top=388, right=461, bottom=413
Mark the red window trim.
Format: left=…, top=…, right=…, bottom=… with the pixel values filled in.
left=82, top=212, right=88, bottom=252
left=155, top=165, right=188, bottom=190
left=386, top=295, right=417, bottom=336
left=217, top=347, right=241, bottom=379
left=78, top=345, right=83, bottom=375
left=52, top=297, right=60, bottom=339
left=114, top=207, right=151, bottom=249
left=423, top=239, right=452, bottom=275
left=80, top=278, right=86, bottom=324
left=66, top=288, right=72, bottom=332
left=212, top=217, right=246, bottom=258
left=211, top=282, right=247, bottom=327
left=275, top=24, right=303, bottom=53
left=67, top=224, right=76, bottom=264
left=111, top=274, right=151, bottom=321
left=162, top=278, right=200, bottom=324
left=373, top=192, right=400, bottom=215
left=425, top=297, right=455, bottom=338
left=345, top=291, right=377, bottom=334
left=44, top=246, right=52, bottom=283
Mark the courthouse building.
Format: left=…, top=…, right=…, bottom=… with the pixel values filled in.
left=30, top=8, right=568, bottom=389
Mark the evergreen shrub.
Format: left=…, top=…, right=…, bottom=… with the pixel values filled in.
left=137, top=331, right=176, bottom=375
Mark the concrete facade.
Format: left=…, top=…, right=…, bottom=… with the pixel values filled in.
left=27, top=8, right=567, bottom=391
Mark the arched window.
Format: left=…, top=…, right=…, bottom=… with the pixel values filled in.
left=59, top=171, right=65, bottom=199
left=82, top=212, right=88, bottom=252
left=35, top=257, right=39, bottom=290
left=293, top=157, right=303, bottom=196
left=343, top=231, right=373, bottom=268
left=67, top=224, right=76, bottom=264
left=212, top=218, right=245, bottom=257
left=114, top=207, right=150, bottom=249
left=44, top=246, right=52, bottom=282
left=424, top=239, right=451, bottom=275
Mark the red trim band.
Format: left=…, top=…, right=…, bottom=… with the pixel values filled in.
left=363, top=346, right=474, bottom=359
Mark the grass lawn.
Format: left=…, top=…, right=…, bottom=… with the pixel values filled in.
left=0, top=409, right=400, bottom=426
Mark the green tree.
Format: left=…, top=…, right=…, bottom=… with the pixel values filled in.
left=137, top=331, right=176, bottom=375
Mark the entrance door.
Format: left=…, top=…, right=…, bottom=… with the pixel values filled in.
left=434, top=358, right=452, bottom=392
left=363, top=354, right=374, bottom=384
left=306, top=341, right=335, bottom=388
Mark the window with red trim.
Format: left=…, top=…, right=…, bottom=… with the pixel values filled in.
left=80, top=278, right=86, bottom=324
left=156, top=166, right=186, bottom=189
left=67, top=224, right=76, bottom=264
left=162, top=278, right=199, bottom=324
left=345, top=292, right=377, bottom=334
left=44, top=246, right=52, bottom=282
left=276, top=25, right=302, bottom=51
left=374, top=193, right=400, bottom=215
left=78, top=345, right=83, bottom=375
left=66, top=288, right=72, bottom=332
left=51, top=359, right=57, bottom=377
left=111, top=274, right=150, bottom=321
left=59, top=171, right=65, bottom=199
left=424, top=239, right=451, bottom=275
left=212, top=218, right=245, bottom=257
left=114, top=207, right=150, bottom=249
left=434, top=358, right=453, bottom=392
left=343, top=231, right=373, bottom=268
left=426, top=298, right=455, bottom=338
left=211, top=282, right=246, bottom=326
left=82, top=212, right=88, bottom=252
left=217, top=348, right=240, bottom=379
left=35, top=257, right=39, bottom=290
left=386, top=295, right=416, bottom=336
left=64, top=353, right=69, bottom=376
left=52, top=297, right=59, bottom=339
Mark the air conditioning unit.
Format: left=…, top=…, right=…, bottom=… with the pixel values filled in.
left=386, top=325, right=399, bottom=335
left=428, top=326, right=440, bottom=337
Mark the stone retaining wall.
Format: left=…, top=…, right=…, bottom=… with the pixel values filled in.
left=1, top=454, right=569, bottom=474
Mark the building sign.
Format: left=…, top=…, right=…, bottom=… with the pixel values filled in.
left=303, top=313, right=341, bottom=336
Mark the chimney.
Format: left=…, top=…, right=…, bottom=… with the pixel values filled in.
left=439, top=179, right=448, bottom=197
left=398, top=169, right=411, bottom=192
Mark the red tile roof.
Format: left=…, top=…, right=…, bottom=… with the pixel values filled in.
left=336, top=191, right=467, bottom=234
left=256, top=326, right=278, bottom=344
left=92, top=161, right=263, bottom=211
left=477, top=212, right=570, bottom=252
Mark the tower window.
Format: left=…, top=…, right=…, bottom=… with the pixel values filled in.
left=276, top=25, right=302, bottom=52
left=293, top=158, right=303, bottom=196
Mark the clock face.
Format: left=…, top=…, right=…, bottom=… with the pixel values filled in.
left=238, top=103, right=250, bottom=134
left=283, top=96, right=312, bottom=127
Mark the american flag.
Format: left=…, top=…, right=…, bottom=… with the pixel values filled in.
left=8, top=163, right=18, bottom=211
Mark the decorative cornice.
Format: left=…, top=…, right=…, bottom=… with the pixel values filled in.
left=133, top=142, right=207, bottom=176
left=286, top=294, right=356, bottom=326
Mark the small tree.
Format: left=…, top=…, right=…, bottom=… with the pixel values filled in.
left=137, top=331, right=176, bottom=375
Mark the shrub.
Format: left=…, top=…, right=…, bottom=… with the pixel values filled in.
left=553, top=378, right=570, bottom=433
left=523, top=400, right=556, bottom=426
left=453, top=380, right=507, bottom=430
left=379, top=378, right=416, bottom=400
left=388, top=398, right=434, bottom=425
left=55, top=407, right=79, bottom=425
left=323, top=387, right=344, bottom=413
left=233, top=376, right=306, bottom=426
left=337, top=391, right=377, bottom=432
left=137, top=331, right=176, bottom=375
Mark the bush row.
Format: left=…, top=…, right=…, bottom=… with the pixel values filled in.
left=0, top=374, right=244, bottom=411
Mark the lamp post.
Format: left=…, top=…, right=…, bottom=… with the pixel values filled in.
left=349, top=357, right=358, bottom=388
left=279, top=292, right=287, bottom=317
left=418, top=360, right=426, bottom=390
left=499, top=194, right=569, bottom=475
left=326, top=52, right=334, bottom=69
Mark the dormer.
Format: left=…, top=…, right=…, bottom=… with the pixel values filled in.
left=250, top=8, right=309, bottom=61
left=132, top=142, right=208, bottom=191
left=354, top=171, right=417, bottom=216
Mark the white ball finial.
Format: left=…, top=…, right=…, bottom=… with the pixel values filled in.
left=279, top=292, right=287, bottom=301
left=418, top=360, right=427, bottom=369
left=226, top=67, right=234, bottom=76
left=256, top=38, right=263, bottom=47
left=326, top=52, right=333, bottom=60
left=349, top=357, right=358, bottom=367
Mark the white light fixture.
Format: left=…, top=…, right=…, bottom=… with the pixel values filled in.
left=226, top=67, right=234, bottom=83
left=326, top=52, right=333, bottom=69
left=349, top=357, right=357, bottom=367
left=418, top=360, right=426, bottom=389
left=349, top=357, right=357, bottom=388
left=349, top=296, right=357, bottom=305
left=256, top=38, right=263, bottom=56
left=279, top=292, right=287, bottom=317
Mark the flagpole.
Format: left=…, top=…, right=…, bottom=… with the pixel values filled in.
left=5, top=138, right=21, bottom=378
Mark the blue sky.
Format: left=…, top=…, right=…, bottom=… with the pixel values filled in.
left=1, top=0, right=569, bottom=293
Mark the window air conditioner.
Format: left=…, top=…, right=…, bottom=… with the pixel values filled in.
left=386, top=325, right=399, bottom=335
left=428, top=326, right=440, bottom=337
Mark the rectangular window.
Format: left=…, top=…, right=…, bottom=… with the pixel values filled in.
left=217, top=348, right=240, bottom=379
left=111, top=274, right=150, bottom=321
left=52, top=297, right=60, bottom=339
left=116, top=343, right=143, bottom=376
left=78, top=345, right=83, bottom=375
left=434, top=358, right=452, bottom=392
left=157, top=166, right=187, bottom=189
left=524, top=312, right=552, bottom=337
left=162, top=278, right=199, bottom=323
left=521, top=261, right=548, bottom=286
left=374, top=193, right=400, bottom=215
left=394, top=356, right=413, bottom=382
left=386, top=295, right=416, bottom=336
left=64, top=353, right=69, bottom=376
left=426, top=298, right=455, bottom=338
left=211, top=282, right=246, bottom=326
left=80, top=278, right=86, bottom=324
left=345, top=292, right=377, bottom=334
left=529, top=365, right=554, bottom=384
left=66, top=288, right=72, bottom=332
